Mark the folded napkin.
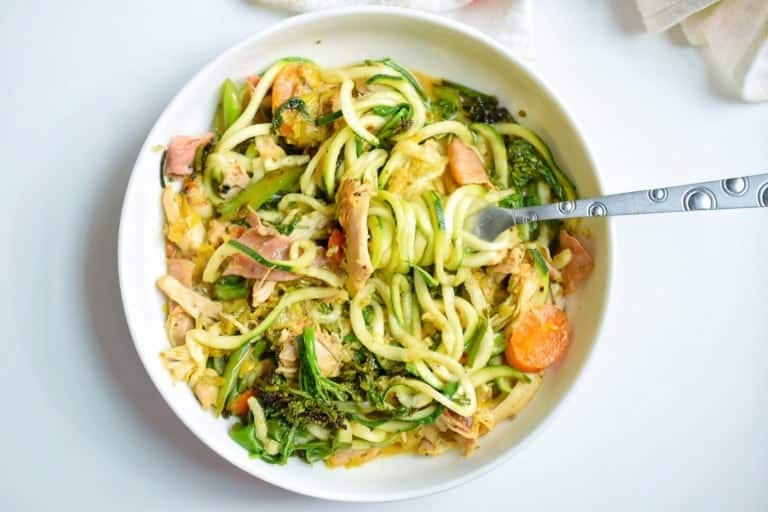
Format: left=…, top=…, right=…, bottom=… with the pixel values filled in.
left=636, top=0, right=768, bottom=102
left=257, top=0, right=533, bottom=60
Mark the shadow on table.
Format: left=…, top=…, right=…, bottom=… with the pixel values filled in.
left=83, top=127, right=298, bottom=504
left=609, top=0, right=645, bottom=34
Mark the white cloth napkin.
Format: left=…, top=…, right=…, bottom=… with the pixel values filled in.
left=257, top=0, right=534, bottom=60
left=636, top=0, right=768, bottom=102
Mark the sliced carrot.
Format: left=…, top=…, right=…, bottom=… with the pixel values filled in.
left=446, top=138, right=489, bottom=186
left=229, top=389, right=255, bottom=416
left=506, top=304, right=571, bottom=372
left=327, top=228, right=345, bottom=265
left=559, top=231, right=594, bottom=294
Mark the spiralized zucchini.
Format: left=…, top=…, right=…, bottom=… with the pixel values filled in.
left=157, top=57, right=587, bottom=468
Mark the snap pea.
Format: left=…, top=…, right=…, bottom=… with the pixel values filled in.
left=218, top=166, right=303, bottom=220
left=221, top=79, right=242, bottom=131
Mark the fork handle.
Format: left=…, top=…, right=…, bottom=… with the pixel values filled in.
left=506, top=173, right=768, bottom=224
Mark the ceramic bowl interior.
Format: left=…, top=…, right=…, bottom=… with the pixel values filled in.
left=118, top=6, right=611, bottom=502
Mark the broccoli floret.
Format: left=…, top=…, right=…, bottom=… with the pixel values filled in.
left=338, top=342, right=388, bottom=408
left=259, top=384, right=347, bottom=431
left=433, top=80, right=513, bottom=123
left=507, top=137, right=551, bottom=187
left=297, top=326, right=352, bottom=402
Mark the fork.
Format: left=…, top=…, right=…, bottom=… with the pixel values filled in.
left=473, top=173, right=768, bottom=241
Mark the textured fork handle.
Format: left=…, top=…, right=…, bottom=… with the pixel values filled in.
left=507, top=173, right=768, bottom=224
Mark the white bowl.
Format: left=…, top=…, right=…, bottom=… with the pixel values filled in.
left=118, top=6, right=611, bottom=502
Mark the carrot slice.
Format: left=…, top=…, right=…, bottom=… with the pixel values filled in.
left=229, top=389, right=256, bottom=416
left=506, top=304, right=571, bottom=372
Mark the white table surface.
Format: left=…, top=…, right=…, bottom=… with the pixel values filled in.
left=2, top=0, right=766, bottom=509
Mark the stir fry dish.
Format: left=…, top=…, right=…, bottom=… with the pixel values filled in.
left=156, top=57, right=594, bottom=467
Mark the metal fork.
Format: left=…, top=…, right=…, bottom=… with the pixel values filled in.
left=473, top=173, right=768, bottom=241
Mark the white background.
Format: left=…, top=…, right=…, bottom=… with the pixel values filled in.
left=1, top=0, right=766, bottom=510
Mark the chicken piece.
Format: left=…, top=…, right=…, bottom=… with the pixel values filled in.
left=559, top=231, right=594, bottom=294
left=275, top=328, right=344, bottom=378
left=165, top=304, right=194, bottom=347
left=251, top=280, right=276, bottom=307
left=183, top=176, right=213, bottom=219
left=163, top=259, right=195, bottom=347
left=417, top=425, right=449, bottom=456
left=207, top=219, right=228, bottom=247
left=489, top=247, right=524, bottom=281
left=435, top=411, right=476, bottom=440
left=446, top=138, right=489, bottom=186
left=337, top=179, right=374, bottom=295
left=254, top=135, right=286, bottom=161
left=219, top=164, right=250, bottom=200
left=325, top=448, right=381, bottom=468
left=167, top=258, right=195, bottom=288
left=162, top=188, right=205, bottom=254
left=159, top=345, right=196, bottom=381
left=156, top=275, right=222, bottom=319
left=193, top=368, right=221, bottom=410
left=164, top=133, right=213, bottom=177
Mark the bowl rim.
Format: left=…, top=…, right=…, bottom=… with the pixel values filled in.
left=118, top=5, right=613, bottom=502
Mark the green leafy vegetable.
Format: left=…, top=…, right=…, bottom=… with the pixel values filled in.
left=507, top=137, right=561, bottom=198
left=376, top=105, right=412, bottom=146
left=297, top=327, right=351, bottom=402
left=434, top=80, right=513, bottom=124
left=214, top=275, right=249, bottom=300
left=272, top=97, right=308, bottom=131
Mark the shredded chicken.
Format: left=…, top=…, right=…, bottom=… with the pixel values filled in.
left=490, top=247, right=525, bottom=280
left=255, top=135, right=286, bottom=161
left=183, top=176, right=213, bottom=219
left=219, top=162, right=250, bottom=196
left=207, top=219, right=228, bottom=247
left=417, top=425, right=449, bottom=456
left=276, top=328, right=344, bottom=378
left=251, top=279, right=276, bottom=307
left=165, top=304, right=194, bottom=347
left=338, top=179, right=374, bottom=294
left=193, top=368, right=221, bottom=410
left=326, top=448, right=381, bottom=468
left=157, top=275, right=222, bottom=319
left=436, top=411, right=476, bottom=440
left=159, top=345, right=196, bottom=381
